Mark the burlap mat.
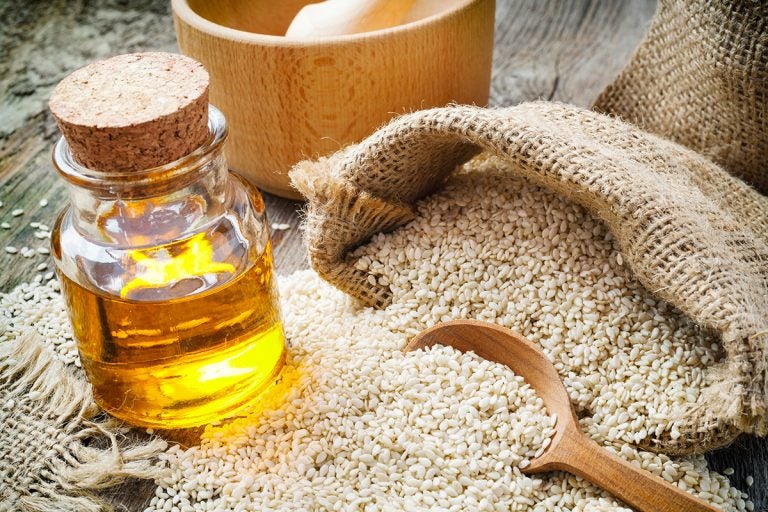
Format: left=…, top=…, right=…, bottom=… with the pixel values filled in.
left=289, top=0, right=768, bottom=453
left=0, top=327, right=167, bottom=511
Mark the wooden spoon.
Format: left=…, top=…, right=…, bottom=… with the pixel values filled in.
left=404, top=319, right=720, bottom=512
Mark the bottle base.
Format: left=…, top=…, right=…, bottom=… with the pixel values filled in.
left=85, top=323, right=287, bottom=429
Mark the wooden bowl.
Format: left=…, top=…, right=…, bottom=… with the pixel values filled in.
left=172, top=0, right=495, bottom=200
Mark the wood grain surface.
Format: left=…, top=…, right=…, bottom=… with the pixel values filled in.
left=0, top=0, right=764, bottom=510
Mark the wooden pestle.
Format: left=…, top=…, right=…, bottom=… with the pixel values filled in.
left=285, top=0, right=423, bottom=38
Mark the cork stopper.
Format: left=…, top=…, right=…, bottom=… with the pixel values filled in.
left=49, top=52, right=210, bottom=173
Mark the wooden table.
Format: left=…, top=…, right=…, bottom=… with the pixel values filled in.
left=1, top=1, right=764, bottom=510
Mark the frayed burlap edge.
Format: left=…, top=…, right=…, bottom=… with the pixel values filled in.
left=0, top=328, right=168, bottom=512
left=290, top=102, right=768, bottom=455
left=291, top=153, right=417, bottom=308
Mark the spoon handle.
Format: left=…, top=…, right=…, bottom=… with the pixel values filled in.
left=557, top=433, right=720, bottom=512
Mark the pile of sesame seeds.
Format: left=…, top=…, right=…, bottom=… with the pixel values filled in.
left=354, top=160, right=719, bottom=449
left=142, top=268, right=751, bottom=511
left=152, top=331, right=559, bottom=511
left=143, top=160, right=750, bottom=511
left=0, top=162, right=755, bottom=510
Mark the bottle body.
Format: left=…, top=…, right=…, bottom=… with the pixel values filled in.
left=51, top=108, right=286, bottom=428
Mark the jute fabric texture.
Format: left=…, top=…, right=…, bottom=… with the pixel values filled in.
left=0, top=328, right=167, bottom=512
left=594, top=0, right=767, bottom=193
left=290, top=0, right=768, bottom=453
left=290, top=101, right=768, bottom=454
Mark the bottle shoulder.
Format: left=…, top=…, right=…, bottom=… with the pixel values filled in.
left=52, top=177, right=270, bottom=301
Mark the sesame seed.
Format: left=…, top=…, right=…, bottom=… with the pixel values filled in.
left=11, top=209, right=23, bottom=217
left=4, top=246, right=18, bottom=254
left=0, top=167, right=752, bottom=511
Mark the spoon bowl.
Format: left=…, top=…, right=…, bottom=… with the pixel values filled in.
left=405, top=319, right=720, bottom=512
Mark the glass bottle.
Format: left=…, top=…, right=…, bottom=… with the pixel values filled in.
left=51, top=106, right=286, bottom=428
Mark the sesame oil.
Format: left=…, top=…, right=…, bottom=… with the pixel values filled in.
left=54, top=223, right=286, bottom=428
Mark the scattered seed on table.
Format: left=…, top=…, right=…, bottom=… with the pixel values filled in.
left=1, top=222, right=10, bottom=229
left=39, top=198, right=49, bottom=207
left=30, top=222, right=40, bottom=228
left=723, top=467, right=735, bottom=475
left=11, top=209, right=23, bottom=217
left=44, top=272, right=54, bottom=281
left=36, top=263, right=48, bottom=271
left=4, top=246, right=18, bottom=254
left=38, top=224, right=50, bottom=232
left=746, top=475, right=754, bottom=487
left=37, top=247, right=50, bottom=255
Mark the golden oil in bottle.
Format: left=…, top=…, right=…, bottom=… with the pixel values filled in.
left=56, top=235, right=285, bottom=428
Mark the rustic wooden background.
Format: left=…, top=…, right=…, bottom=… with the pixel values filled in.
left=0, top=0, right=764, bottom=510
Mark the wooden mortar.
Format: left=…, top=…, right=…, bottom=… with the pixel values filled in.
left=172, top=0, right=495, bottom=200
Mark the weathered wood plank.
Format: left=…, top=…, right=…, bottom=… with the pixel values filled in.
left=491, top=0, right=657, bottom=107
left=1, top=0, right=765, bottom=510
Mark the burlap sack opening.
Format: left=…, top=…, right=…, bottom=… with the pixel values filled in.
left=290, top=101, right=768, bottom=454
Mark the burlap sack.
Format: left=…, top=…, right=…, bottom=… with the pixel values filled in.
left=289, top=0, right=767, bottom=454
left=290, top=100, right=768, bottom=454
left=594, top=0, right=768, bottom=193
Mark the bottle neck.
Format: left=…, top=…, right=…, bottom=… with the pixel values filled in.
left=54, top=106, right=231, bottom=246
left=64, top=155, right=231, bottom=246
